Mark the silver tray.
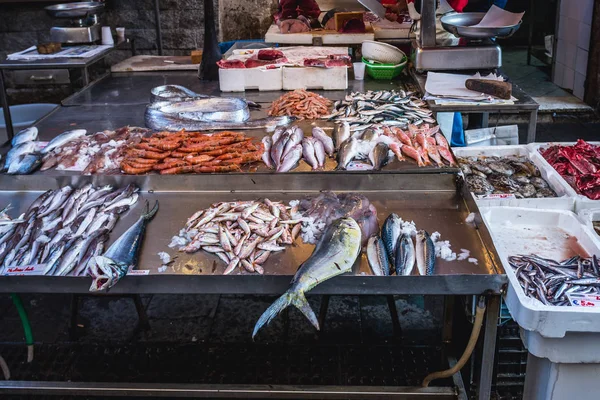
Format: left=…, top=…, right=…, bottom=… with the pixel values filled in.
left=45, top=2, right=105, bottom=18
left=441, top=12, right=521, bottom=39
left=0, top=173, right=505, bottom=295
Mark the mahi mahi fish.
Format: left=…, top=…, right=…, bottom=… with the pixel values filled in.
left=89, top=200, right=158, bottom=292
left=252, top=217, right=362, bottom=338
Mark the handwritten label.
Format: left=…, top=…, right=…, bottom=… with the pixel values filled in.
left=4, top=264, right=47, bottom=276
left=567, top=293, right=600, bottom=307
left=127, top=269, right=150, bottom=276
left=475, top=193, right=516, bottom=200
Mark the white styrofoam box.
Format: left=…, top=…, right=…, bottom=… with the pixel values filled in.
left=282, top=67, right=347, bottom=90
left=464, top=125, right=519, bottom=146
left=528, top=142, right=600, bottom=212
left=219, top=67, right=282, bottom=92
left=264, top=24, right=374, bottom=45
left=578, top=23, right=591, bottom=51
left=576, top=208, right=600, bottom=242
left=522, top=329, right=600, bottom=363
left=453, top=145, right=575, bottom=210
left=575, top=48, right=588, bottom=75
left=563, top=66, right=575, bottom=90
left=479, top=206, right=600, bottom=338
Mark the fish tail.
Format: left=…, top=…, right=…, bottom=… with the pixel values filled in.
left=252, top=289, right=318, bottom=339
left=143, top=200, right=159, bottom=220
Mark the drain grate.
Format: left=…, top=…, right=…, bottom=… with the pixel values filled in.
left=0, top=343, right=450, bottom=387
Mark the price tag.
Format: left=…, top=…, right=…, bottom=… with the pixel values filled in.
left=475, top=193, right=516, bottom=200
left=567, top=293, right=600, bottom=307
left=4, top=264, right=46, bottom=276
left=127, top=269, right=150, bottom=276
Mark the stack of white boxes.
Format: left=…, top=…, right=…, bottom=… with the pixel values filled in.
left=553, top=0, right=593, bottom=99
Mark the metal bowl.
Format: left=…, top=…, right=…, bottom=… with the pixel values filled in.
left=441, top=12, right=522, bottom=39
left=45, top=2, right=105, bottom=18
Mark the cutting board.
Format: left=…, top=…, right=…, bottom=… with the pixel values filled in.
left=265, top=24, right=374, bottom=45
left=111, top=55, right=199, bottom=72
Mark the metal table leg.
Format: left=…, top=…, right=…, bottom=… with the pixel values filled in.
left=527, top=109, right=538, bottom=143
left=0, top=69, right=14, bottom=141
left=478, top=295, right=500, bottom=400
left=82, top=67, right=90, bottom=86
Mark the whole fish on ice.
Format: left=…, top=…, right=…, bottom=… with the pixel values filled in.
left=252, top=217, right=362, bottom=338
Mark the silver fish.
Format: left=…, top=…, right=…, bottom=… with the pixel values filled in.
left=56, top=237, right=86, bottom=276
left=90, top=200, right=158, bottom=291
left=261, top=136, right=274, bottom=169
left=333, top=122, right=351, bottom=150
left=41, top=129, right=87, bottom=155
left=282, top=129, right=304, bottom=160
left=253, top=217, right=362, bottom=338
left=312, top=127, right=334, bottom=156
left=367, top=235, right=389, bottom=276
left=368, top=142, right=389, bottom=171
left=337, top=137, right=359, bottom=170
left=7, top=153, right=42, bottom=175
left=271, top=131, right=290, bottom=168
left=277, top=144, right=302, bottom=173
left=12, top=127, right=38, bottom=146
left=416, top=230, right=435, bottom=276
left=381, top=213, right=402, bottom=264
left=301, top=137, right=319, bottom=170
left=39, top=187, right=73, bottom=218
left=4, top=141, right=38, bottom=171
left=313, top=139, right=326, bottom=168
left=395, top=233, right=415, bottom=276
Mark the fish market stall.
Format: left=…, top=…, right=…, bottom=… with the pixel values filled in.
left=0, top=73, right=510, bottom=400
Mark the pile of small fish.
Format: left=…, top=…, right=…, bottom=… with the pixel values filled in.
left=0, top=184, right=141, bottom=289
left=509, top=254, right=600, bottom=306
left=261, top=125, right=333, bottom=172
left=367, top=214, right=435, bottom=276
left=253, top=217, right=362, bottom=338
left=324, top=90, right=435, bottom=133
left=120, top=130, right=264, bottom=174
left=268, top=89, right=333, bottom=120
left=540, top=140, right=600, bottom=200
left=337, top=124, right=456, bottom=170
left=42, top=126, right=149, bottom=174
left=458, top=155, right=556, bottom=198
left=295, top=192, right=378, bottom=246
left=170, top=199, right=301, bottom=274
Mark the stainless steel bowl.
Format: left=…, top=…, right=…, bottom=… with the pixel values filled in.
left=45, top=2, right=105, bottom=18
left=441, top=12, right=521, bottom=39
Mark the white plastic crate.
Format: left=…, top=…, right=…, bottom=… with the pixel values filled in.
left=528, top=142, right=600, bottom=212
left=480, top=206, right=600, bottom=339
left=282, top=66, right=347, bottom=90
left=219, top=67, right=283, bottom=92
left=453, top=145, right=575, bottom=210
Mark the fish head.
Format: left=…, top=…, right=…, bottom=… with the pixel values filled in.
left=89, top=256, right=130, bottom=292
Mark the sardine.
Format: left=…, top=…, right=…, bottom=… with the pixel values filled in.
left=90, top=200, right=158, bottom=291
left=277, top=144, right=302, bottom=173
left=395, top=233, right=415, bottom=276
left=55, top=237, right=86, bottom=276
left=252, top=217, right=361, bottom=338
left=312, top=127, right=334, bottom=156
left=7, top=153, right=42, bottom=175
left=38, top=186, right=73, bottom=218
left=261, top=136, right=274, bottom=169
left=41, top=129, right=87, bottom=155
left=12, top=127, right=38, bottom=146
left=381, top=214, right=402, bottom=264
left=367, top=235, right=389, bottom=276
left=416, top=230, right=435, bottom=276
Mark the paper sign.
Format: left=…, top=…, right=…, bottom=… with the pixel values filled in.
left=127, top=269, right=150, bottom=276
left=567, top=293, right=600, bottom=307
left=4, top=264, right=47, bottom=276
left=474, top=5, right=525, bottom=28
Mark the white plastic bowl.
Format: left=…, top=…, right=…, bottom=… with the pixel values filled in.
left=361, top=40, right=405, bottom=64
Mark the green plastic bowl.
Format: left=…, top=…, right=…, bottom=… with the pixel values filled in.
left=362, top=56, right=407, bottom=80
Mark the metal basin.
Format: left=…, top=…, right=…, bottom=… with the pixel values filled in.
left=441, top=12, right=521, bottom=39
left=45, top=2, right=105, bottom=18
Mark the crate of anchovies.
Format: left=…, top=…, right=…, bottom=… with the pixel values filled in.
left=453, top=145, right=575, bottom=210
left=528, top=141, right=600, bottom=212
left=479, top=206, right=600, bottom=340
